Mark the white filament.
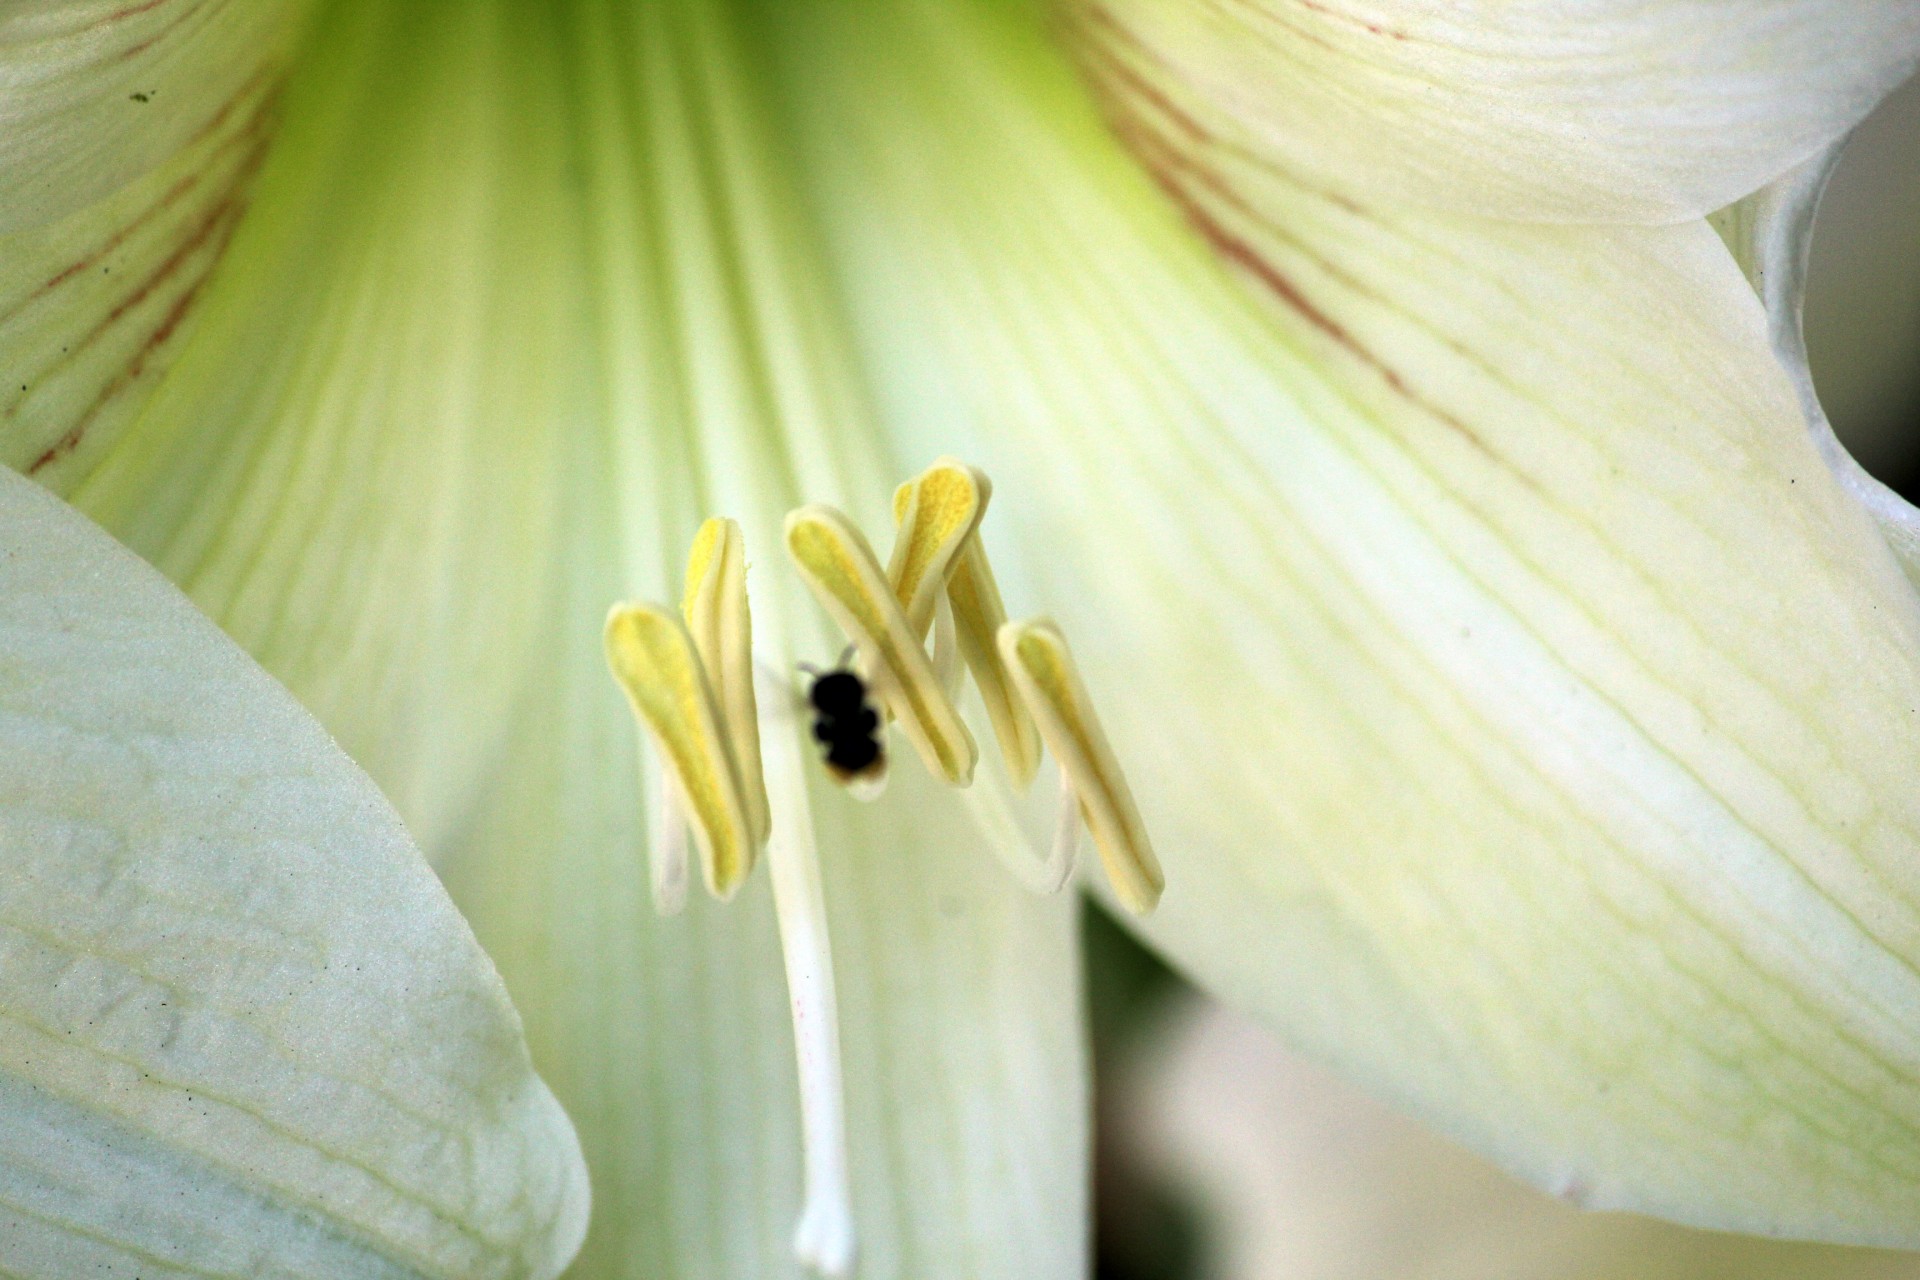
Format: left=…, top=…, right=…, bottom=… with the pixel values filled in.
left=754, top=664, right=857, bottom=1277
left=958, top=749, right=1077, bottom=895
left=646, top=752, right=690, bottom=916
left=931, top=587, right=962, bottom=703
left=1048, top=763, right=1082, bottom=887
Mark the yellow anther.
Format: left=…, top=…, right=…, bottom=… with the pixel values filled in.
left=891, top=460, right=1040, bottom=789
left=785, top=504, right=978, bottom=786
left=682, top=517, right=771, bottom=846
left=998, top=618, right=1163, bottom=915
left=888, top=458, right=990, bottom=636
left=605, top=603, right=757, bottom=900
left=946, top=537, right=1041, bottom=788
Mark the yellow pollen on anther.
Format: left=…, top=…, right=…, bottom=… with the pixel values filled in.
left=683, top=517, right=772, bottom=846
left=946, top=535, right=1042, bottom=788
left=890, top=461, right=1041, bottom=787
left=785, top=504, right=978, bottom=786
left=604, top=602, right=758, bottom=900
left=888, top=457, right=990, bottom=636
left=999, top=617, right=1164, bottom=915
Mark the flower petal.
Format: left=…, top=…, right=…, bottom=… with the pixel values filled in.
left=1710, top=150, right=1920, bottom=592
left=1067, top=0, right=1920, bottom=223
left=0, top=0, right=308, bottom=487
left=42, top=0, right=590, bottom=849
left=40, top=0, right=1093, bottom=1272
left=770, top=0, right=1920, bottom=1244
left=0, top=466, right=586, bottom=1276
left=0, top=0, right=310, bottom=234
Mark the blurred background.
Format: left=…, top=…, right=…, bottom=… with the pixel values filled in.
left=1090, top=71, right=1920, bottom=1280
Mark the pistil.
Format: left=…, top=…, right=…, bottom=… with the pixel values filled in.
left=1001, top=618, right=1164, bottom=915
left=756, top=667, right=856, bottom=1276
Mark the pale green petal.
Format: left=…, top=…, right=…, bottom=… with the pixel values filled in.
left=0, top=0, right=310, bottom=485
left=44, top=0, right=586, bottom=847
left=1069, top=0, right=1920, bottom=223
left=770, top=0, right=1920, bottom=1244
left=0, top=0, right=310, bottom=234
left=1710, top=150, right=1920, bottom=591
left=0, top=465, right=585, bottom=1276
left=42, top=0, right=1090, bottom=1273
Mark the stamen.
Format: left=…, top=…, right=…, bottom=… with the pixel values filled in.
left=998, top=618, right=1164, bottom=915
left=944, top=535, right=1042, bottom=788
left=683, top=517, right=773, bottom=846
left=887, top=457, right=990, bottom=635
left=754, top=663, right=857, bottom=1277
left=785, top=504, right=978, bottom=785
left=1048, top=764, right=1082, bottom=887
left=931, top=588, right=963, bottom=703
left=647, top=753, right=691, bottom=915
left=607, top=467, right=1166, bottom=1279
left=604, top=602, right=759, bottom=900
left=958, top=763, right=1078, bottom=896
left=890, top=461, right=1040, bottom=787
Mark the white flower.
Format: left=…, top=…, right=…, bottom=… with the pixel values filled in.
left=3, top=0, right=1919, bottom=1274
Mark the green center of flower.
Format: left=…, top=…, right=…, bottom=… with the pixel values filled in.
left=602, top=456, right=1162, bottom=1276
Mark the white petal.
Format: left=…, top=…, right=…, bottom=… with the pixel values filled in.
left=771, top=0, right=1920, bottom=1244
left=1069, top=0, right=1920, bottom=222
left=1710, top=146, right=1920, bottom=590
left=0, top=465, right=586, bottom=1277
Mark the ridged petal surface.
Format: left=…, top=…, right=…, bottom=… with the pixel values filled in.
left=1069, top=0, right=1920, bottom=222
left=0, top=466, right=586, bottom=1278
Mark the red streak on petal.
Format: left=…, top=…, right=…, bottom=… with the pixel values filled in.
left=78, top=0, right=173, bottom=32
left=1092, top=93, right=1501, bottom=461
left=110, top=0, right=215, bottom=65
left=26, top=224, right=233, bottom=477
left=10, top=67, right=276, bottom=325
left=1288, top=0, right=1408, bottom=40
left=15, top=79, right=275, bottom=477
left=1075, top=5, right=1214, bottom=147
